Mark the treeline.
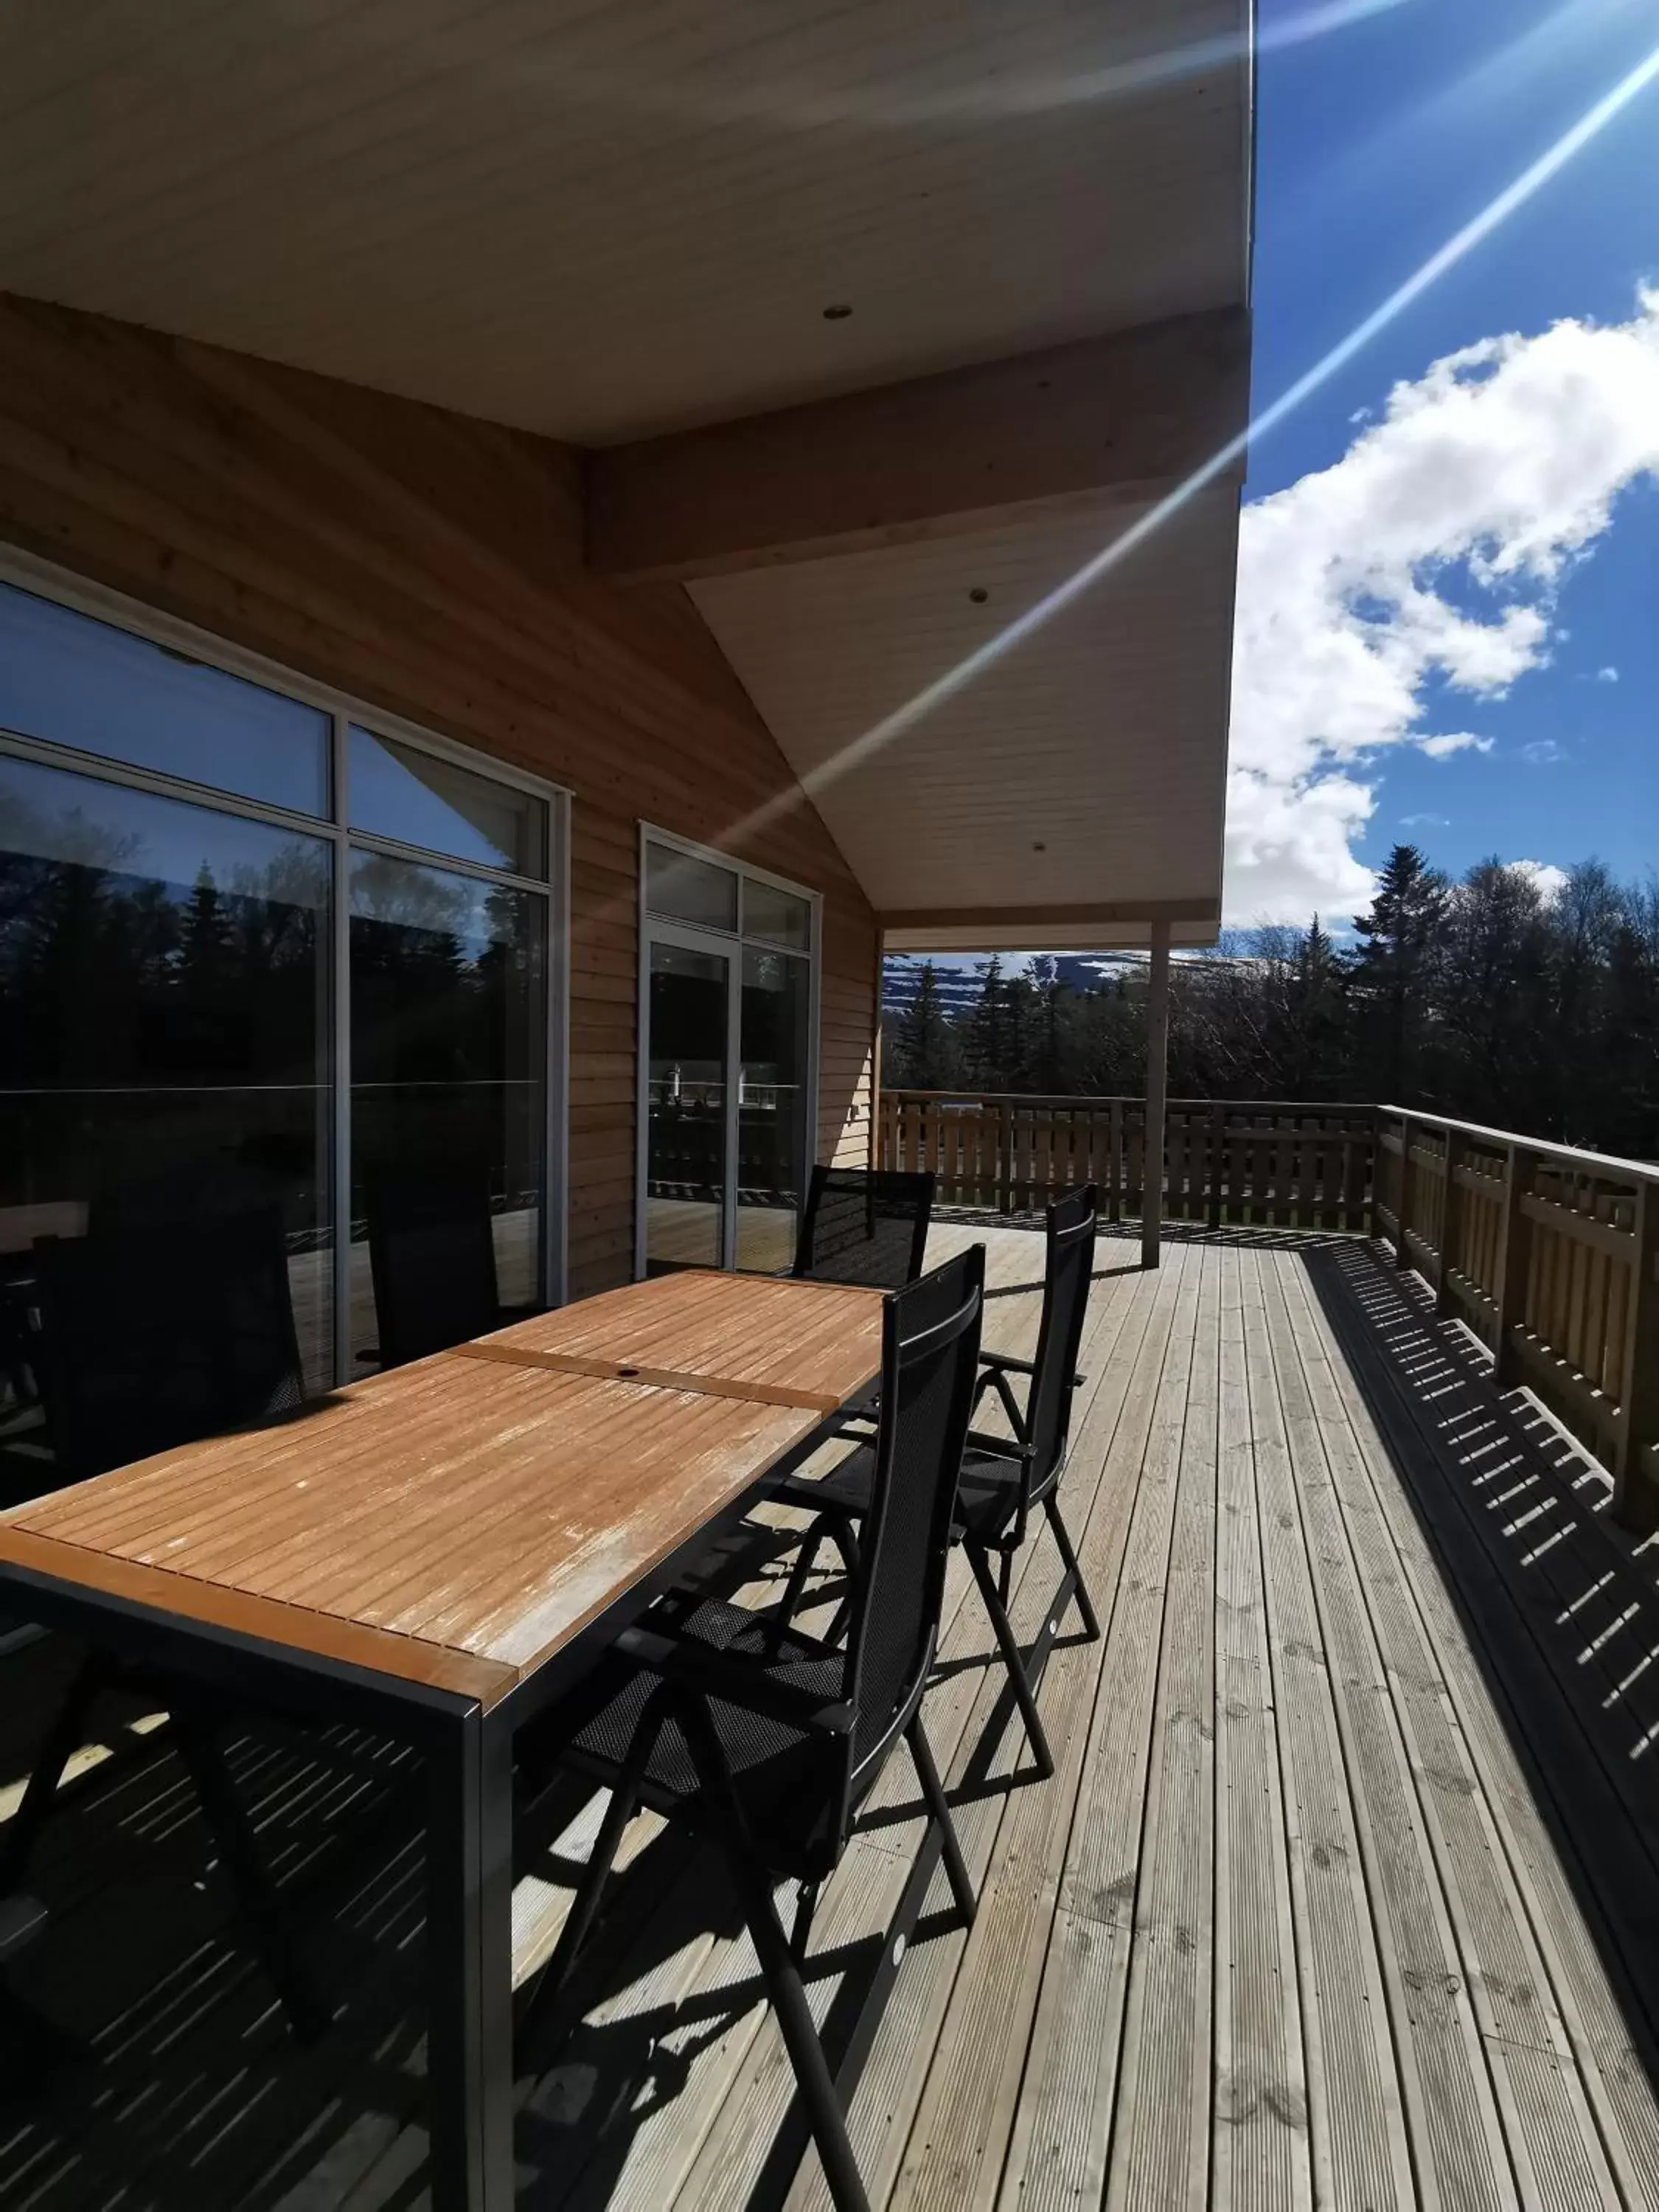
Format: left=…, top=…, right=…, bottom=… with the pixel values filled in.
left=886, top=846, right=1659, bottom=1161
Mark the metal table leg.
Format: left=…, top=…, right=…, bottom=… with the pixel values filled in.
left=427, top=1703, right=515, bottom=2210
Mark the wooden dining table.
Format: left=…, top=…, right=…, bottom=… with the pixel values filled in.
left=0, top=1267, right=887, bottom=2211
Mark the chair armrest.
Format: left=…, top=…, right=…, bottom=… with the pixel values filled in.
left=964, top=1429, right=1032, bottom=1464
left=978, top=1350, right=1085, bottom=1387
left=614, top=1624, right=856, bottom=1736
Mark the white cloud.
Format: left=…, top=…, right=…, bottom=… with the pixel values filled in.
left=1401, top=812, right=1447, bottom=828
left=1414, top=732, right=1495, bottom=759
left=1226, top=289, right=1659, bottom=922
left=1596, top=664, right=1620, bottom=682
left=1521, top=737, right=1564, bottom=763
left=1508, top=858, right=1568, bottom=902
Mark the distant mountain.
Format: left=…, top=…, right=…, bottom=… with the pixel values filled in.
left=882, top=950, right=1145, bottom=1015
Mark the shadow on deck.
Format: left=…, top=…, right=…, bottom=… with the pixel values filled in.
left=5, top=1225, right=1659, bottom=2208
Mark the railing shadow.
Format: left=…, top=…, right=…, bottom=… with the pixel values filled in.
left=1304, top=1238, right=1659, bottom=2095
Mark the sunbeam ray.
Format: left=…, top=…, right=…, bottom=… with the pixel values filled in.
left=710, top=34, right=1659, bottom=862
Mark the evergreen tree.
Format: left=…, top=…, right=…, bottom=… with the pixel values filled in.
left=964, top=954, right=1006, bottom=1086
left=895, top=961, right=958, bottom=1089
left=1346, top=844, right=1449, bottom=1103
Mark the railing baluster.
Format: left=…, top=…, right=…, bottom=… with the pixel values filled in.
left=1615, top=1180, right=1659, bottom=1529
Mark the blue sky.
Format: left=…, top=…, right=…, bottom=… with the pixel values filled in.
left=1230, top=0, right=1659, bottom=925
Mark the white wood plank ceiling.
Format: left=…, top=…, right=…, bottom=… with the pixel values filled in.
left=0, top=0, right=1253, bottom=946
left=692, top=483, right=1239, bottom=945
left=0, top=0, right=1249, bottom=442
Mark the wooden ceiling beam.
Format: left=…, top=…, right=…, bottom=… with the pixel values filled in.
left=585, top=307, right=1249, bottom=583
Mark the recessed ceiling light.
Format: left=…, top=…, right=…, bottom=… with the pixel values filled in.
left=969, top=586, right=989, bottom=604
left=822, top=303, right=852, bottom=320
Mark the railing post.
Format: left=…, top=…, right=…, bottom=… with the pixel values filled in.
left=1436, top=1125, right=1463, bottom=1315
left=1108, top=1099, right=1124, bottom=1223
left=1493, top=1141, right=1534, bottom=1387
left=1395, top=1115, right=1414, bottom=1269
left=1207, top=1101, right=1225, bottom=1231
left=1613, top=1177, right=1659, bottom=1530
left=1141, top=923, right=1172, bottom=1269
left=998, top=1099, right=1013, bottom=1217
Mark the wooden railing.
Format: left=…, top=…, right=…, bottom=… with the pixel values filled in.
left=877, top=1090, right=1659, bottom=1523
left=877, top=1091, right=1377, bottom=1230
left=1374, top=1107, right=1659, bottom=1522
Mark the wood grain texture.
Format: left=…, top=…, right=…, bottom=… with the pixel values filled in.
left=5, top=1224, right=1657, bottom=2210
left=0, top=1275, right=880, bottom=1700
left=587, top=311, right=1250, bottom=580
left=0, top=290, right=879, bottom=1296
left=477, top=1269, right=884, bottom=1409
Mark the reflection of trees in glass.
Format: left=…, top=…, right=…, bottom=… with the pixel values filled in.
left=349, top=856, right=539, bottom=1092
left=1, top=792, right=330, bottom=1218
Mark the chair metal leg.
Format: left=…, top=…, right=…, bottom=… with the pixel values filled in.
left=0, top=1652, right=109, bottom=1893
left=774, top=1525, right=835, bottom=1649
left=172, top=1700, right=333, bottom=2044
left=790, top=1877, right=821, bottom=1965
left=967, top=1545, right=1054, bottom=1781
left=681, top=1696, right=871, bottom=2212
left=821, top=1516, right=862, bottom=1650
left=1043, top=1494, right=1101, bottom=1641
left=515, top=1691, right=669, bottom=2063
left=905, top=1714, right=975, bottom=1927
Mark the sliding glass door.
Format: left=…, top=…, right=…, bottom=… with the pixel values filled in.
left=644, top=936, right=733, bottom=1272
left=639, top=835, right=817, bottom=1277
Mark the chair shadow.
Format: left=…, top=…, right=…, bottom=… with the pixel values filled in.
left=1303, top=1239, right=1659, bottom=2108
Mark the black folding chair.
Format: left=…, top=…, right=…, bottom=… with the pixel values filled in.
left=363, top=1164, right=535, bottom=1368
left=516, top=1247, right=987, bottom=2212
left=791, top=1166, right=935, bottom=1290
left=5, top=1210, right=330, bottom=2042
left=773, top=1186, right=1103, bottom=1781
left=29, top=1206, right=305, bottom=1484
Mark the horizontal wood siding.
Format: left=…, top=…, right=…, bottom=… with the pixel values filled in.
left=0, top=293, right=877, bottom=1293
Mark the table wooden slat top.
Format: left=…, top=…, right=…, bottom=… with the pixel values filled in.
left=467, top=1268, right=886, bottom=1411
left=0, top=1273, right=886, bottom=1710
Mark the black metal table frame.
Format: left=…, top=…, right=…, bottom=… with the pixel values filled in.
left=0, top=1398, right=865, bottom=2210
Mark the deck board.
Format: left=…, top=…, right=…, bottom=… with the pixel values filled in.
left=4, top=1226, right=1659, bottom=2210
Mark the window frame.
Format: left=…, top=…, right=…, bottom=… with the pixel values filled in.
left=635, top=822, right=821, bottom=1280
left=0, top=546, right=572, bottom=1372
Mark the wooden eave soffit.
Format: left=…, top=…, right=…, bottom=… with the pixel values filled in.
left=585, top=306, right=1249, bottom=583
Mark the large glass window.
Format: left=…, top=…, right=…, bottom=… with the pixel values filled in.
left=349, top=852, right=546, bottom=1363
left=0, top=572, right=561, bottom=1481
left=0, top=582, right=329, bottom=815
left=0, top=753, right=334, bottom=1394
left=349, top=725, right=545, bottom=876
left=641, top=836, right=816, bottom=1277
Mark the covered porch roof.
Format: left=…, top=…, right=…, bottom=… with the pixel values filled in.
left=0, top=1, right=1253, bottom=950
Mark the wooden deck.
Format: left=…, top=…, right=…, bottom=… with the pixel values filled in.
left=7, top=1222, right=1659, bottom=2208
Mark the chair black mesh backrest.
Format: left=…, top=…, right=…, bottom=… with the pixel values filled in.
left=792, top=1166, right=936, bottom=1290
left=1022, top=1185, right=1100, bottom=1509
left=837, top=1245, right=985, bottom=1786
left=365, top=1164, right=501, bottom=1368
left=31, top=1206, right=305, bottom=1484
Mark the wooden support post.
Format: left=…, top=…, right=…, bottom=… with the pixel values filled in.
left=1493, top=1141, right=1534, bottom=1386
left=1613, top=1178, right=1659, bottom=1530
left=1436, top=1127, right=1464, bottom=1315
left=1141, top=922, right=1171, bottom=1270
left=1108, top=1099, right=1124, bottom=1223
